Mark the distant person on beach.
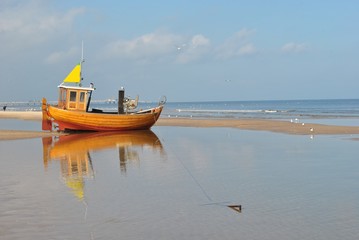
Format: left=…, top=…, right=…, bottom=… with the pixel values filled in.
left=3, top=106, right=6, bottom=111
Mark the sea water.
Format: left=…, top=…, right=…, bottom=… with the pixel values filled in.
left=0, top=127, right=358, bottom=239
left=163, top=99, right=359, bottom=122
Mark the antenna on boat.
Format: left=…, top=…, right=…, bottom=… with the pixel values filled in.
left=81, top=41, right=84, bottom=62
left=80, top=41, right=85, bottom=83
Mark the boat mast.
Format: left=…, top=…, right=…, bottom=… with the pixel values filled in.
left=80, top=41, right=84, bottom=84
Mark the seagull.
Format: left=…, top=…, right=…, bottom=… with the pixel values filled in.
left=176, top=43, right=187, bottom=51
left=310, top=128, right=314, bottom=132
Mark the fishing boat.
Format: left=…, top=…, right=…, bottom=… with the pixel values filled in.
left=42, top=50, right=165, bottom=132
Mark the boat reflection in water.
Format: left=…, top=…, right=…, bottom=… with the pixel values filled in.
left=42, top=130, right=165, bottom=200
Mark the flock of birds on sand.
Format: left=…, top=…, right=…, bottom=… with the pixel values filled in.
left=290, top=118, right=314, bottom=139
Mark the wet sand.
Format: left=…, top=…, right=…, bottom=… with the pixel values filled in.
left=0, top=130, right=65, bottom=140
left=1, top=111, right=359, bottom=140
left=1, top=112, right=359, bottom=239
left=157, top=118, right=359, bottom=135
left=0, top=111, right=42, bottom=120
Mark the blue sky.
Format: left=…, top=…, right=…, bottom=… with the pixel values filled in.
left=0, top=0, right=358, bottom=102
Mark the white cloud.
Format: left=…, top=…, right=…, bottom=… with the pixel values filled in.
left=191, top=34, right=210, bottom=47
left=103, top=29, right=258, bottom=64
left=237, top=43, right=256, bottom=55
left=103, top=32, right=211, bottom=64
left=103, top=32, right=182, bottom=61
left=45, top=47, right=80, bottom=64
left=176, top=34, right=211, bottom=63
left=0, top=1, right=85, bottom=50
left=281, top=42, right=308, bottom=53
left=215, top=28, right=257, bottom=59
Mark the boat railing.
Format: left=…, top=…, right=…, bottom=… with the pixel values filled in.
left=158, top=96, right=167, bottom=106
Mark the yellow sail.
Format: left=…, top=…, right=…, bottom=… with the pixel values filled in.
left=63, top=64, right=81, bottom=83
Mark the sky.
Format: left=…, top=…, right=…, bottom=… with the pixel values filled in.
left=0, top=0, right=358, bottom=102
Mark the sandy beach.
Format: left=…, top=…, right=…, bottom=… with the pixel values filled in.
left=1, top=111, right=359, bottom=140
left=157, top=118, right=359, bottom=135
left=0, top=111, right=42, bottom=121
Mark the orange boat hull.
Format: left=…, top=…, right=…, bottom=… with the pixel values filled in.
left=42, top=99, right=163, bottom=131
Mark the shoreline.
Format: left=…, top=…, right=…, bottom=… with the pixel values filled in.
left=1, top=111, right=359, bottom=140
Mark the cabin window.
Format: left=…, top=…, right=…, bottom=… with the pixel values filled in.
left=79, top=92, right=85, bottom=102
left=69, top=91, right=77, bottom=102
left=58, top=88, right=67, bottom=108
left=61, top=90, right=67, bottom=102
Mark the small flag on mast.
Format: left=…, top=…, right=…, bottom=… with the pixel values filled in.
left=63, top=64, right=81, bottom=83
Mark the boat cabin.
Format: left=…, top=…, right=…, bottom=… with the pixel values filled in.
left=58, top=85, right=94, bottom=112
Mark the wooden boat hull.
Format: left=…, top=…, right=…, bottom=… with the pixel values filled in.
left=42, top=98, right=163, bottom=131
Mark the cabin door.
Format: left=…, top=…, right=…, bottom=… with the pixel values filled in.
left=68, top=91, right=78, bottom=110
left=67, top=90, right=87, bottom=111
left=78, top=92, right=86, bottom=110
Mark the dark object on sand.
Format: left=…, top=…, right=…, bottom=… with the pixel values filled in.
left=228, top=205, right=242, bottom=213
left=2, top=106, right=6, bottom=111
